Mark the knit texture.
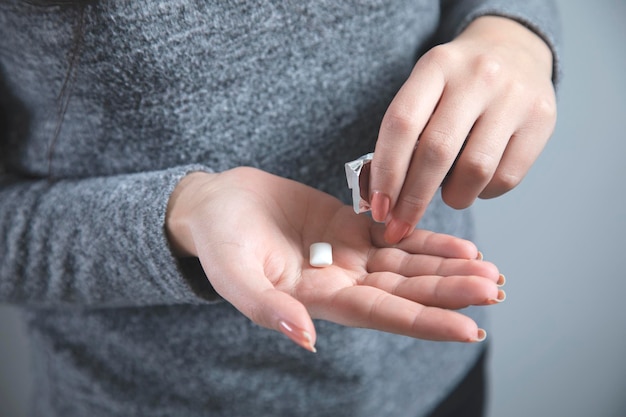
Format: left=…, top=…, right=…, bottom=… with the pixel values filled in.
left=0, top=1, right=560, bottom=416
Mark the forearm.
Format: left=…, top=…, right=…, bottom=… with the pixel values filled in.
left=0, top=164, right=212, bottom=307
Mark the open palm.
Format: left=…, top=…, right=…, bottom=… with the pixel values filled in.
left=167, top=167, right=503, bottom=351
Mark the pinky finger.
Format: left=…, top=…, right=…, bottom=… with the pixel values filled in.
left=479, top=130, right=547, bottom=199
left=480, top=96, right=556, bottom=199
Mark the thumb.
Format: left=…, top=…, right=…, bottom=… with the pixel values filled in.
left=257, top=289, right=318, bottom=353
left=199, top=252, right=317, bottom=352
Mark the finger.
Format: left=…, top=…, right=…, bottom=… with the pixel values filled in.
left=385, top=78, right=491, bottom=244
left=480, top=94, right=557, bottom=199
left=440, top=105, right=515, bottom=209
left=199, top=244, right=317, bottom=352
left=321, top=285, right=485, bottom=342
left=371, top=226, right=479, bottom=260
left=361, top=272, right=504, bottom=309
left=369, top=52, right=446, bottom=223
left=367, top=249, right=500, bottom=283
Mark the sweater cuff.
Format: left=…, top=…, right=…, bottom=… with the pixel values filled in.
left=145, top=164, right=221, bottom=304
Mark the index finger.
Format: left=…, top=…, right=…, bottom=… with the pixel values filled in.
left=369, top=55, right=446, bottom=225
left=370, top=225, right=479, bottom=259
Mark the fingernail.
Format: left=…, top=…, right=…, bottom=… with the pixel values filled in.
left=471, top=328, right=487, bottom=342
left=476, top=251, right=484, bottom=261
left=384, top=219, right=412, bottom=244
left=278, top=320, right=317, bottom=353
left=497, top=273, right=506, bottom=286
left=487, top=289, right=506, bottom=304
left=370, top=191, right=390, bottom=223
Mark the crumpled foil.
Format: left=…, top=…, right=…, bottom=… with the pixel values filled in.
left=345, top=153, right=374, bottom=214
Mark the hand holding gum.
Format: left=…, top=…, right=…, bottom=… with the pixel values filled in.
left=346, top=152, right=446, bottom=216
left=345, top=153, right=373, bottom=214
left=309, top=242, right=333, bottom=267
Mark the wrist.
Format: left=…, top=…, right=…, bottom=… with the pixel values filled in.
left=459, top=15, right=554, bottom=78
left=166, top=171, right=217, bottom=257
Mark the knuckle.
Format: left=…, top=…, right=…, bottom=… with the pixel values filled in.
left=247, top=305, right=264, bottom=327
left=461, top=152, right=497, bottom=182
left=409, top=305, right=428, bottom=334
left=398, top=192, right=429, bottom=214
left=381, top=108, right=419, bottom=136
left=370, top=161, right=401, bottom=186
left=441, top=190, right=473, bottom=210
left=424, top=44, right=457, bottom=68
left=532, top=93, right=557, bottom=122
left=370, top=161, right=395, bottom=176
left=507, top=78, right=527, bottom=99
left=421, top=129, right=457, bottom=163
left=245, top=299, right=270, bottom=328
left=473, top=53, right=503, bottom=84
left=493, top=171, right=522, bottom=192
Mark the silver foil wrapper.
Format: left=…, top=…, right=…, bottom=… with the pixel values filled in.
left=345, top=153, right=374, bottom=214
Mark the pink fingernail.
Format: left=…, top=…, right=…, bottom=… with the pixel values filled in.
left=370, top=191, right=390, bottom=223
left=497, top=274, right=506, bottom=286
left=487, top=289, right=506, bottom=304
left=476, top=251, right=484, bottom=261
left=278, top=320, right=317, bottom=353
left=471, top=329, right=487, bottom=343
left=384, top=219, right=412, bottom=244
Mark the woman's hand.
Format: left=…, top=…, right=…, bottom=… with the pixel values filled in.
left=370, top=16, right=557, bottom=243
left=166, top=167, right=503, bottom=352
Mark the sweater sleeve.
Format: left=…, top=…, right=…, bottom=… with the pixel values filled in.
left=0, top=163, right=220, bottom=308
left=437, top=0, right=562, bottom=87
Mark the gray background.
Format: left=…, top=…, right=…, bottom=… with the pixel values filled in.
left=479, top=1, right=626, bottom=416
left=1, top=1, right=624, bottom=416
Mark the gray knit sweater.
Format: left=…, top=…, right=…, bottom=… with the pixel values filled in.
left=0, top=1, right=560, bottom=416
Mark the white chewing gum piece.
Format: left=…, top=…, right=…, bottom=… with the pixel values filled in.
left=309, top=242, right=333, bottom=267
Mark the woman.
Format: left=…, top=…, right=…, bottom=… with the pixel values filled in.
left=0, top=1, right=559, bottom=415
